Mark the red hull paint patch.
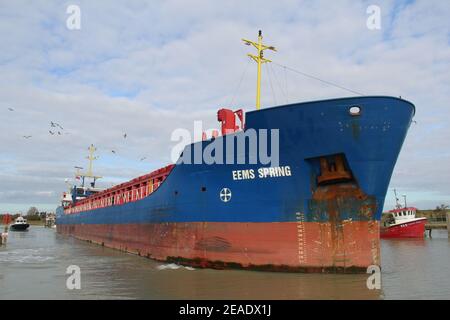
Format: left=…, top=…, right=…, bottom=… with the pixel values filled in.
left=57, top=221, right=379, bottom=273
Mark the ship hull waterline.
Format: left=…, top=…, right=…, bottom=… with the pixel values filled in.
left=57, top=221, right=380, bottom=273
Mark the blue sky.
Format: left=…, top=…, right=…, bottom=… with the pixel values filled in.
left=0, top=0, right=449, bottom=213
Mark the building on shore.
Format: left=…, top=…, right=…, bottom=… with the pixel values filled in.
left=45, top=213, right=56, bottom=228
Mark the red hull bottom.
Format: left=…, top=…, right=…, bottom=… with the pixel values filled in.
left=57, top=221, right=380, bottom=273
left=380, top=219, right=426, bottom=239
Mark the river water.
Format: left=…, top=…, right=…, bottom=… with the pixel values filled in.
left=0, top=226, right=449, bottom=300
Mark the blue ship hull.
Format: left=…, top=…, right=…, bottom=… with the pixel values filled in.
left=57, top=96, right=415, bottom=272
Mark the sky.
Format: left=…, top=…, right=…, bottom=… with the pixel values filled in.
left=0, top=0, right=449, bottom=213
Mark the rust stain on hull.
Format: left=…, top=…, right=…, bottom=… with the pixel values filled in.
left=309, top=183, right=379, bottom=269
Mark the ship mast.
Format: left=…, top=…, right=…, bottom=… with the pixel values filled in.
left=242, top=30, right=277, bottom=110
left=86, top=144, right=98, bottom=178
left=77, top=144, right=102, bottom=188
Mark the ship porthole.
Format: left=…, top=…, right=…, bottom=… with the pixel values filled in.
left=349, top=106, right=361, bottom=116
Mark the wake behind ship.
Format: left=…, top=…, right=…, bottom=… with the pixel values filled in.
left=56, top=32, right=415, bottom=273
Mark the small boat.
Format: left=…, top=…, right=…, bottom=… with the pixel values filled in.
left=9, top=216, right=30, bottom=231
left=381, top=207, right=426, bottom=238
left=381, top=191, right=426, bottom=239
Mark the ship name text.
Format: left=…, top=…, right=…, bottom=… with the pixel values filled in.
left=232, top=166, right=292, bottom=181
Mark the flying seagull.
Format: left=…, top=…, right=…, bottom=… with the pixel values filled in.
left=111, top=150, right=116, bottom=154
left=23, top=135, right=32, bottom=139
left=49, top=130, right=55, bottom=135
left=50, top=121, right=64, bottom=130
left=140, top=157, right=147, bottom=161
left=123, top=133, right=127, bottom=139
left=57, top=131, right=61, bottom=135
left=8, top=107, right=14, bottom=111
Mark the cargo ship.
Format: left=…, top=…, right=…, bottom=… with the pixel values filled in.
left=56, top=32, right=416, bottom=273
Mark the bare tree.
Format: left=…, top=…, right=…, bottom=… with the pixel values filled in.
left=435, top=204, right=449, bottom=212
left=433, top=204, right=448, bottom=221
left=26, top=206, right=39, bottom=216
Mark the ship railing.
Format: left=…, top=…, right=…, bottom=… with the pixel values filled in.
left=65, top=164, right=174, bottom=215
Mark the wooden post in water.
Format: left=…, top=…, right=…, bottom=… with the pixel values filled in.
left=447, top=212, right=450, bottom=237
left=0, top=226, right=8, bottom=245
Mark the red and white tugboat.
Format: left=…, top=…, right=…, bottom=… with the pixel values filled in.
left=381, top=190, right=427, bottom=239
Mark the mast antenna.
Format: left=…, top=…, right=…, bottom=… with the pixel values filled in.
left=242, top=30, right=277, bottom=110
left=394, top=189, right=401, bottom=209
